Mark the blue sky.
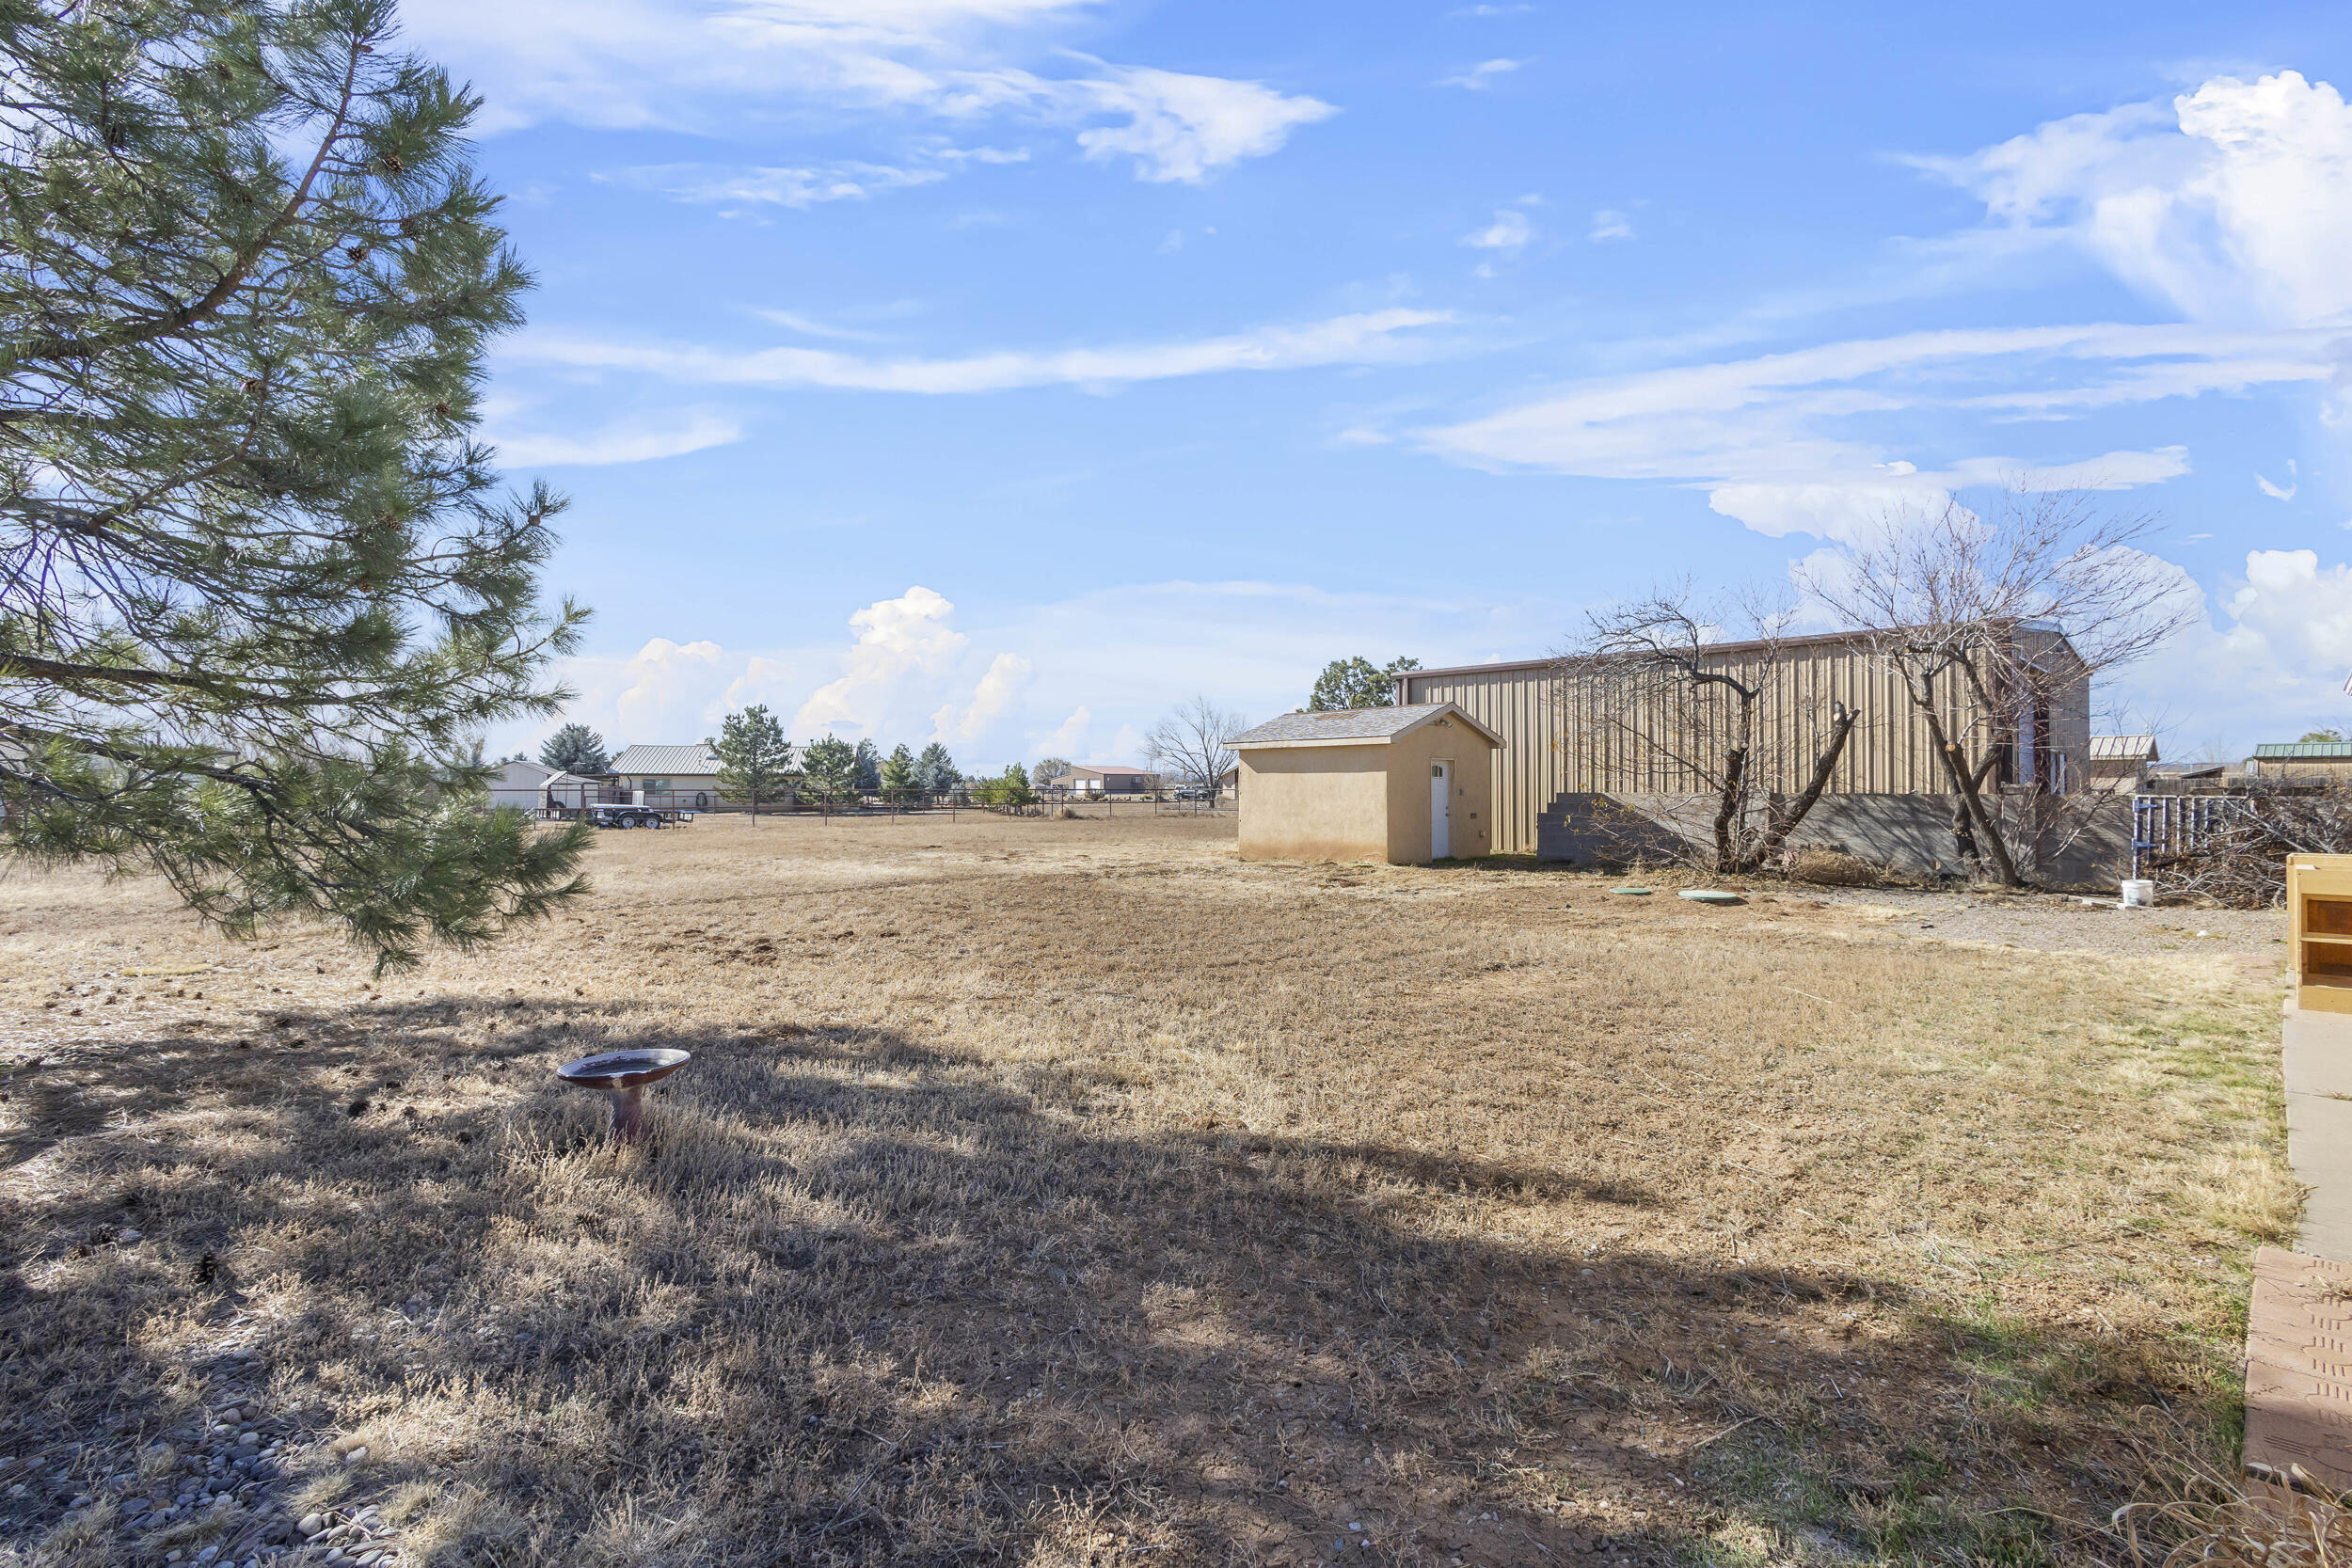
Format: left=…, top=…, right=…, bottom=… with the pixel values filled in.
left=417, top=0, right=2352, bottom=770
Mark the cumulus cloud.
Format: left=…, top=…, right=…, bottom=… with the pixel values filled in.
left=794, top=586, right=971, bottom=738
left=508, top=308, right=1454, bottom=395
left=1913, top=70, right=2352, bottom=329
left=932, top=652, right=1034, bottom=741
left=493, top=577, right=1584, bottom=768
left=1038, top=705, right=1092, bottom=756
left=401, top=0, right=1330, bottom=183
left=2113, top=548, right=2352, bottom=749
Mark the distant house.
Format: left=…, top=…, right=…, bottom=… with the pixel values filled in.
left=1218, top=764, right=1240, bottom=800
left=2249, top=740, right=2352, bottom=783
left=1051, top=764, right=1159, bottom=795
left=487, top=758, right=591, bottom=812
left=2088, top=734, right=2158, bottom=793
left=611, top=744, right=726, bottom=809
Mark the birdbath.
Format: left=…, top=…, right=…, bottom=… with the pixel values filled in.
left=556, top=1048, right=691, bottom=1142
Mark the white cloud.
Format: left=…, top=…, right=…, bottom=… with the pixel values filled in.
left=599, top=162, right=946, bottom=209
left=1588, top=207, right=1634, bottom=241
left=932, top=651, right=1033, bottom=740
left=1069, top=65, right=1337, bottom=183
left=489, top=408, right=743, bottom=467
left=1438, top=58, right=1522, bottom=90
left=403, top=1, right=1329, bottom=183
left=1038, top=705, right=1092, bottom=756
left=1462, top=209, right=1533, bottom=251
left=495, top=578, right=1584, bottom=770
left=794, top=586, right=972, bottom=738
left=749, top=308, right=891, bottom=341
left=1420, top=322, right=2308, bottom=538
left=2259, top=458, right=2299, bottom=499
left=508, top=308, right=1454, bottom=395
left=1915, top=70, right=2352, bottom=329
left=2114, top=548, right=2352, bottom=751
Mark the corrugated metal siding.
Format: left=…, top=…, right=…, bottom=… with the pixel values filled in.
left=1403, top=637, right=2088, bottom=855
left=1402, top=668, right=1565, bottom=856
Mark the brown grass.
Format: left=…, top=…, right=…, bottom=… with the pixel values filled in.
left=0, top=812, right=2296, bottom=1566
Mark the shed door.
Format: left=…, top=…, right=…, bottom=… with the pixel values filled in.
left=1430, top=760, right=1452, bottom=860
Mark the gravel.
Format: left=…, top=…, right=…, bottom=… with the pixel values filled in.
left=1801, top=887, right=2288, bottom=959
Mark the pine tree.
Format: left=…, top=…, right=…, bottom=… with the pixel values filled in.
left=913, top=742, right=959, bottom=794
left=539, top=723, right=610, bottom=777
left=880, top=743, right=916, bottom=801
left=852, top=738, right=881, bottom=794
left=802, top=736, right=857, bottom=802
left=707, top=706, right=791, bottom=820
left=0, top=0, right=589, bottom=970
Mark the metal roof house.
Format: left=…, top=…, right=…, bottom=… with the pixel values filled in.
left=610, top=744, right=726, bottom=808
left=1232, top=703, right=1502, bottom=863
left=2250, top=741, right=2352, bottom=781
left=1049, top=764, right=1159, bottom=794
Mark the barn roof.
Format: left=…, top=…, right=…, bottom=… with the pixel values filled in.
left=611, top=743, right=721, bottom=774
left=2090, top=734, right=2158, bottom=762
left=1232, top=702, right=1503, bottom=750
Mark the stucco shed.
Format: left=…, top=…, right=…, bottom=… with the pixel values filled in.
left=1232, top=704, right=1502, bottom=864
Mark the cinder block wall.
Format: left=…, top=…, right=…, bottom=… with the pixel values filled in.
left=1536, top=791, right=2131, bottom=886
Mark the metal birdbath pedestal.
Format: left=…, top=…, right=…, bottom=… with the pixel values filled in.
left=557, top=1048, right=691, bottom=1142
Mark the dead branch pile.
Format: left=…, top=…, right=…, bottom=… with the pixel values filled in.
left=2153, top=785, right=2352, bottom=908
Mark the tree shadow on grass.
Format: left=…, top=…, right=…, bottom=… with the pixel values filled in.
left=0, top=999, right=2219, bottom=1567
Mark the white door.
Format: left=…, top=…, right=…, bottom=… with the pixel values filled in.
left=1429, top=760, right=1452, bottom=860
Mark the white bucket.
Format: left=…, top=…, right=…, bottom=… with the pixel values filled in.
left=2120, top=879, right=2155, bottom=907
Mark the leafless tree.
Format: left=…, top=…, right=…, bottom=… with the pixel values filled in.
left=1146, top=696, right=1244, bottom=796
left=1796, top=486, right=2193, bottom=886
left=1563, top=583, right=1858, bottom=874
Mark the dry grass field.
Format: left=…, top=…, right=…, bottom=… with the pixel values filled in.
left=0, top=812, right=2297, bottom=1567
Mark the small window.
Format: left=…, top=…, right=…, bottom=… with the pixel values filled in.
left=1432, top=764, right=1444, bottom=777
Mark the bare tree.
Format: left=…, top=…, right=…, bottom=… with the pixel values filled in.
left=1145, top=697, right=1244, bottom=796
left=1797, top=487, right=2192, bottom=886
left=1565, top=583, right=1858, bottom=874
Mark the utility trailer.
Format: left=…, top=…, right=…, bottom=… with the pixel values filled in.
left=582, top=802, right=685, bottom=830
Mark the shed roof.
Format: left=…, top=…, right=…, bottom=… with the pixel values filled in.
left=2090, top=734, right=2159, bottom=763
left=2254, top=741, right=2352, bottom=760
left=1232, top=702, right=1504, bottom=750
left=611, top=743, right=721, bottom=774
left=1065, top=763, right=1154, bottom=776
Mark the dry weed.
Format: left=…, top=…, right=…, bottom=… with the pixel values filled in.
left=0, top=812, right=2295, bottom=1566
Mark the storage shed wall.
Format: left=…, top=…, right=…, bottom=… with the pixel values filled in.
left=1379, top=720, right=1496, bottom=862
left=1236, top=747, right=1391, bottom=862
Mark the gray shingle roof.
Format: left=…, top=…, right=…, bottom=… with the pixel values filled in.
left=1232, top=704, right=1487, bottom=746
left=612, top=743, right=721, bottom=775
